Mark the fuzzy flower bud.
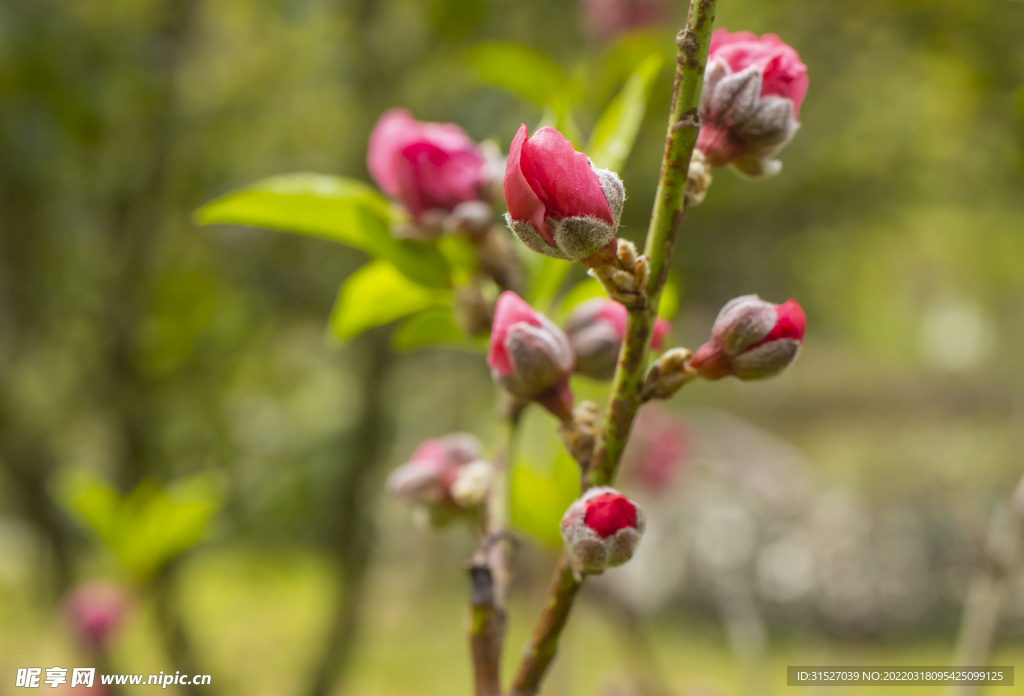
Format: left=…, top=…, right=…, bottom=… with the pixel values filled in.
left=690, top=295, right=806, bottom=380
left=697, top=29, right=808, bottom=177
left=367, top=109, right=490, bottom=226
left=504, top=125, right=624, bottom=266
left=487, top=291, right=575, bottom=420
left=560, top=487, right=646, bottom=574
left=564, top=299, right=671, bottom=380
left=63, top=581, right=128, bottom=651
left=386, top=434, right=492, bottom=524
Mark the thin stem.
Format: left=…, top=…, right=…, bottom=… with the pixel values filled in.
left=508, top=3, right=719, bottom=694
left=589, top=0, right=717, bottom=488
left=945, top=476, right=1024, bottom=696
left=469, top=400, right=525, bottom=696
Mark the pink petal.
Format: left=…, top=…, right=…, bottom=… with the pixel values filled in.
left=762, top=298, right=806, bottom=343
left=595, top=299, right=628, bottom=339
left=519, top=127, right=614, bottom=225
left=367, top=109, right=421, bottom=197
left=504, top=124, right=553, bottom=243
left=584, top=493, right=637, bottom=537
left=488, top=291, right=542, bottom=375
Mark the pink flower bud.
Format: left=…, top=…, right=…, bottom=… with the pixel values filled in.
left=697, top=30, right=808, bottom=176
left=620, top=404, right=689, bottom=492
left=560, top=487, right=646, bottom=574
left=580, top=0, right=671, bottom=44
left=63, top=581, right=128, bottom=650
left=386, top=433, right=483, bottom=507
left=690, top=295, right=806, bottom=380
left=564, top=299, right=672, bottom=380
left=488, top=291, right=575, bottom=419
left=504, top=125, right=623, bottom=265
left=367, top=109, right=488, bottom=222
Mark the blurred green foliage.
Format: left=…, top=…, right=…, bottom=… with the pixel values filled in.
left=1, top=0, right=1024, bottom=692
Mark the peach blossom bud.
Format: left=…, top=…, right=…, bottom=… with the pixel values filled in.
left=63, top=580, right=128, bottom=650
left=564, top=299, right=671, bottom=380
left=560, top=487, right=645, bottom=574
left=504, top=125, right=623, bottom=266
left=386, top=433, right=488, bottom=518
left=487, top=291, right=575, bottom=420
left=690, top=295, right=806, bottom=380
left=367, top=109, right=489, bottom=223
left=697, top=29, right=808, bottom=177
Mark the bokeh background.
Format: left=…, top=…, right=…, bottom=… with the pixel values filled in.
left=2, top=0, right=1024, bottom=694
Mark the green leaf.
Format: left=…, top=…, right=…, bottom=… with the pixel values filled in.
left=658, top=273, right=680, bottom=320
left=588, top=54, right=664, bottom=172
left=57, top=471, right=220, bottom=580
left=466, top=43, right=568, bottom=107
left=510, top=451, right=580, bottom=546
left=330, top=261, right=451, bottom=341
left=196, top=173, right=451, bottom=288
left=527, top=255, right=574, bottom=308
left=393, top=307, right=475, bottom=351
left=559, top=279, right=606, bottom=315
left=196, top=174, right=387, bottom=246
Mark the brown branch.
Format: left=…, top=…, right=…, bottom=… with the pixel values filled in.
left=508, top=554, right=582, bottom=696
left=468, top=400, right=524, bottom=696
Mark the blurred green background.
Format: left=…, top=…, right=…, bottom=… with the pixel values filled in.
left=2, top=0, right=1024, bottom=694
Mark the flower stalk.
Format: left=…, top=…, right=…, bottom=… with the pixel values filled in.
left=509, top=1, right=720, bottom=693
left=468, top=398, right=525, bottom=696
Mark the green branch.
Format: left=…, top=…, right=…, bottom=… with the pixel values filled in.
left=507, top=2, right=719, bottom=694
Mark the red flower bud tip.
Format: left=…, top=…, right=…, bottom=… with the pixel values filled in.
left=386, top=434, right=492, bottom=524
left=504, top=125, right=624, bottom=265
left=580, top=0, right=671, bottom=44
left=367, top=109, right=487, bottom=222
left=63, top=581, right=128, bottom=650
left=488, top=291, right=575, bottom=419
left=565, top=299, right=672, bottom=380
left=697, top=30, right=808, bottom=177
left=561, top=487, right=646, bottom=574
left=620, top=404, right=689, bottom=492
left=690, top=295, right=806, bottom=381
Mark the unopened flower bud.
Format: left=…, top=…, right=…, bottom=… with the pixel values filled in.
left=504, top=125, right=623, bottom=266
left=386, top=434, right=489, bottom=524
left=565, top=299, right=671, bottom=380
left=640, top=347, right=695, bottom=400
left=560, top=487, right=646, bottom=574
left=697, top=30, right=808, bottom=177
left=368, top=109, right=490, bottom=229
left=64, top=581, right=128, bottom=651
left=487, top=291, right=575, bottom=420
left=690, top=295, right=806, bottom=380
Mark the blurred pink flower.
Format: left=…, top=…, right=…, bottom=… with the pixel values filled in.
left=580, top=0, right=671, bottom=43
left=697, top=29, right=808, bottom=176
left=621, top=404, right=689, bottom=492
left=504, top=125, right=622, bottom=265
left=367, top=108, right=487, bottom=220
left=690, top=295, right=806, bottom=380
left=488, top=291, right=575, bottom=419
left=386, top=433, right=493, bottom=518
left=63, top=580, right=128, bottom=651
